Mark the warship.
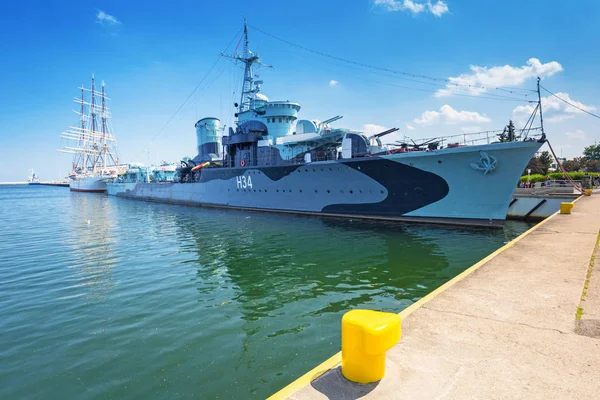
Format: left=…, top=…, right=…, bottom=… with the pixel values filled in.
left=109, top=23, right=544, bottom=227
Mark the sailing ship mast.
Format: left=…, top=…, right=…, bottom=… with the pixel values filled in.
left=101, top=81, right=108, bottom=170
left=91, top=76, right=97, bottom=173
left=58, top=75, right=119, bottom=175
left=79, top=85, right=86, bottom=172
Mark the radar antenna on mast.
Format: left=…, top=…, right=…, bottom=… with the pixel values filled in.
left=221, top=19, right=272, bottom=116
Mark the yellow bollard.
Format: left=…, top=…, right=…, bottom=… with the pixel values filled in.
left=584, top=189, right=592, bottom=196
left=560, top=202, right=573, bottom=214
left=341, top=309, right=401, bottom=384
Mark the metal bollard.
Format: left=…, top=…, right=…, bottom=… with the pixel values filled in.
left=341, top=309, right=401, bottom=384
left=560, top=202, right=574, bottom=214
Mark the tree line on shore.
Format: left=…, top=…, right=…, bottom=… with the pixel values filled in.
left=494, top=120, right=600, bottom=182
left=523, top=144, right=600, bottom=177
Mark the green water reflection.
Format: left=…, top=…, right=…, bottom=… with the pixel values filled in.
left=0, top=185, right=532, bottom=399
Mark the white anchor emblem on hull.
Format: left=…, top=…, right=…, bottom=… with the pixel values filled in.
left=470, top=151, right=497, bottom=175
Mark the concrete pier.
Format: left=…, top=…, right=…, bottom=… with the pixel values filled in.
left=39, top=181, right=69, bottom=187
left=271, top=194, right=600, bottom=399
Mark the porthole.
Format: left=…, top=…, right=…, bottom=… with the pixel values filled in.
left=327, top=190, right=331, bottom=193
left=315, top=190, right=318, bottom=193
left=299, top=189, right=303, bottom=193
left=380, top=190, right=384, bottom=194
left=349, top=190, right=353, bottom=194
left=437, top=160, right=442, bottom=164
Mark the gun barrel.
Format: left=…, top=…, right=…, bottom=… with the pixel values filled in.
left=322, top=115, right=343, bottom=125
left=371, top=127, right=399, bottom=138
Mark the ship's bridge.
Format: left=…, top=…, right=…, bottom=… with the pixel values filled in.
left=238, top=99, right=301, bottom=141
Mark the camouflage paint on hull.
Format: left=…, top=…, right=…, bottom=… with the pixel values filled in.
left=107, top=140, right=543, bottom=227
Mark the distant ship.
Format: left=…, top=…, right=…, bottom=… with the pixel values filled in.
left=27, top=169, right=40, bottom=185
left=108, top=23, right=544, bottom=228
left=106, top=162, right=177, bottom=196
left=58, top=76, right=122, bottom=192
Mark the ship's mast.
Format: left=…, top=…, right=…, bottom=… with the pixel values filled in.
left=537, top=77, right=546, bottom=140
left=222, top=20, right=271, bottom=116
left=58, top=75, right=119, bottom=174
left=91, top=75, right=97, bottom=173
left=101, top=81, right=107, bottom=170
left=80, top=86, right=86, bottom=171
left=239, top=23, right=255, bottom=113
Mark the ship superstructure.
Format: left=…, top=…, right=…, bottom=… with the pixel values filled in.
left=27, top=169, right=40, bottom=185
left=58, top=76, right=122, bottom=192
left=108, top=23, right=544, bottom=227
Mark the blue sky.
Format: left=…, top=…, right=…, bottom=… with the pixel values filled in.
left=0, top=0, right=598, bottom=181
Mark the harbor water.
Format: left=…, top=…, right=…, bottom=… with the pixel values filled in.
left=0, top=185, right=532, bottom=399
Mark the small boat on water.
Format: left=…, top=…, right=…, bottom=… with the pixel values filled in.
left=27, top=169, right=40, bottom=185
left=58, top=76, right=123, bottom=193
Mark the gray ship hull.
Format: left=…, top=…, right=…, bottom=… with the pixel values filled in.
left=107, top=140, right=543, bottom=227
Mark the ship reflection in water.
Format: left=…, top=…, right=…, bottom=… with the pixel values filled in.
left=0, top=185, right=532, bottom=400
left=173, top=206, right=527, bottom=398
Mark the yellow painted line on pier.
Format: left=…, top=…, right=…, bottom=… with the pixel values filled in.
left=267, top=209, right=564, bottom=400
left=266, top=353, right=342, bottom=400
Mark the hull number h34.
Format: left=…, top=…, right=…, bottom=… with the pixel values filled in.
left=236, top=175, right=253, bottom=189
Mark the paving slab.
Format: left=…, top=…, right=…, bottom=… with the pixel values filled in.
left=278, top=195, right=600, bottom=400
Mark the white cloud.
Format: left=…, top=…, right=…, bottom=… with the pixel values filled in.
left=427, top=1, right=449, bottom=17
left=373, top=0, right=449, bottom=17
left=96, top=10, right=120, bottom=25
left=363, top=124, right=388, bottom=135
left=403, top=0, right=425, bottom=14
left=566, top=130, right=586, bottom=140
left=329, top=80, right=338, bottom=87
left=405, top=124, right=415, bottom=130
left=544, top=92, right=596, bottom=114
left=512, top=92, right=595, bottom=126
left=414, top=105, right=491, bottom=126
left=435, top=58, right=563, bottom=97
left=546, top=114, right=575, bottom=123
left=461, top=126, right=484, bottom=133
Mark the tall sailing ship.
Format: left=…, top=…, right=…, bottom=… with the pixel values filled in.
left=107, top=23, right=544, bottom=227
left=58, top=76, right=121, bottom=193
